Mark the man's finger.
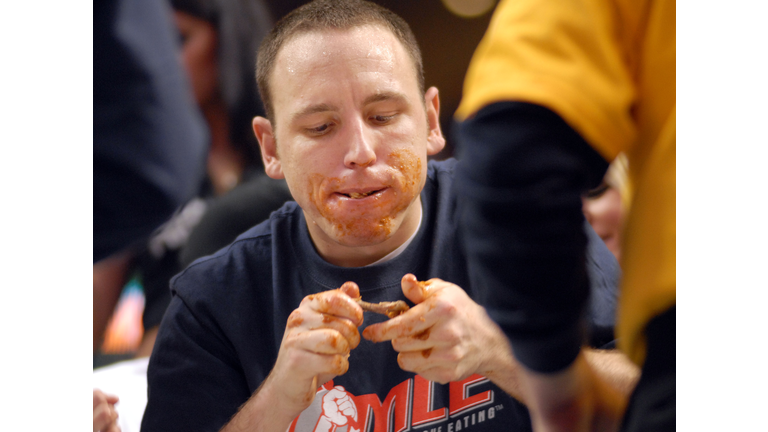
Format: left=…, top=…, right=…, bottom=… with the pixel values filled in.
left=305, top=290, right=364, bottom=326
left=283, top=349, right=351, bottom=384
left=400, top=274, right=433, bottom=304
left=361, top=305, right=434, bottom=342
left=398, top=343, right=469, bottom=377
left=289, top=311, right=361, bottom=350
left=398, top=348, right=438, bottom=368
left=414, top=365, right=456, bottom=385
left=322, top=353, right=350, bottom=376
left=288, top=328, right=352, bottom=355
left=338, top=281, right=360, bottom=299
left=391, top=333, right=433, bottom=353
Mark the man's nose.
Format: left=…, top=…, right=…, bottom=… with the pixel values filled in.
left=343, top=120, right=376, bottom=168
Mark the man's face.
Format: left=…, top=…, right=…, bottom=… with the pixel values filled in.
left=254, top=25, right=444, bottom=254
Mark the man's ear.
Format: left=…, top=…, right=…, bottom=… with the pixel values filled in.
left=424, top=86, right=446, bottom=156
left=252, top=116, right=284, bottom=179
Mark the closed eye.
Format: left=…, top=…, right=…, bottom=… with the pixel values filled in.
left=370, top=114, right=396, bottom=125
left=306, top=123, right=333, bottom=136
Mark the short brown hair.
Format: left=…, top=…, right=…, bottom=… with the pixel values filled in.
left=255, top=0, right=425, bottom=123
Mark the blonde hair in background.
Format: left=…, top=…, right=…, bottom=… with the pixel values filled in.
left=605, top=153, right=632, bottom=213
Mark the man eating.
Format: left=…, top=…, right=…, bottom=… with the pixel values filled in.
left=141, top=1, right=634, bottom=431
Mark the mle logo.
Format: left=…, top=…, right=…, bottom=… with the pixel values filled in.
left=287, top=374, right=502, bottom=432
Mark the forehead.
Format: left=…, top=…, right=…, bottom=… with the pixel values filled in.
left=270, top=25, right=420, bottom=119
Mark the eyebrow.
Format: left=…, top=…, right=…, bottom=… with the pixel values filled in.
left=289, top=91, right=409, bottom=124
left=362, top=91, right=408, bottom=107
left=291, top=103, right=338, bottom=124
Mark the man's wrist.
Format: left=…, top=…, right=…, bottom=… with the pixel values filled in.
left=259, top=374, right=313, bottom=419
left=477, top=325, right=524, bottom=402
left=222, top=375, right=309, bottom=432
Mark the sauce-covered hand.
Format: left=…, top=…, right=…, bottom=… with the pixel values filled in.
left=362, top=274, right=515, bottom=385
left=263, top=282, right=364, bottom=416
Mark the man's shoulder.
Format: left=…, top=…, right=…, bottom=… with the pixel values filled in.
left=170, top=201, right=301, bottom=296
left=231, top=200, right=300, bottom=243
left=425, top=158, right=458, bottom=192
left=427, top=157, right=458, bottom=176
left=424, top=157, right=458, bottom=191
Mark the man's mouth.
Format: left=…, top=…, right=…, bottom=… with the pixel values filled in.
left=348, top=191, right=374, bottom=199
left=340, top=188, right=384, bottom=199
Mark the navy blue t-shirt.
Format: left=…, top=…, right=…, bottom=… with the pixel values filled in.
left=142, top=159, right=620, bottom=432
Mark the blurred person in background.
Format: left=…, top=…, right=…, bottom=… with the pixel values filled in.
left=454, top=0, right=675, bottom=430
left=583, top=154, right=629, bottom=263
left=94, top=0, right=208, bottom=265
left=93, top=0, right=286, bottom=358
left=172, top=0, right=272, bottom=195
left=94, top=0, right=209, bottom=428
left=128, top=0, right=290, bottom=361
left=94, top=1, right=290, bottom=430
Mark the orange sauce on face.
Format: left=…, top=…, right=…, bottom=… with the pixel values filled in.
left=306, top=149, right=423, bottom=243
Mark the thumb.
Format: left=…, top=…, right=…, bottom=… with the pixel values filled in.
left=339, top=281, right=360, bottom=299
left=401, top=274, right=431, bottom=304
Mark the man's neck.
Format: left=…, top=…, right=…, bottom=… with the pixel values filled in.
left=365, top=208, right=423, bottom=267
left=306, top=198, right=423, bottom=268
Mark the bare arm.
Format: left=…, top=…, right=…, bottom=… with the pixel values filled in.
left=488, top=347, right=638, bottom=404
left=220, top=375, right=309, bottom=432
left=515, top=352, right=628, bottom=432
left=583, top=349, right=639, bottom=396
left=93, top=250, right=133, bottom=352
